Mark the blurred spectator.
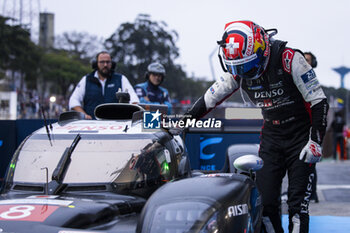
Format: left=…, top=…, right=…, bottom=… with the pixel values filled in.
left=134, top=62, right=172, bottom=114
left=331, top=111, right=346, bottom=160
left=304, top=52, right=318, bottom=69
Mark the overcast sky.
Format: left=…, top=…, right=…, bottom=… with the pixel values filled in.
left=5, top=0, right=350, bottom=88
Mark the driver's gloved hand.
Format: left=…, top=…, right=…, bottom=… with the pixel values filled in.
left=299, top=139, right=322, bottom=163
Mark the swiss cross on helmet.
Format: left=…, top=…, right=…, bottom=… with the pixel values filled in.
left=217, top=21, right=270, bottom=80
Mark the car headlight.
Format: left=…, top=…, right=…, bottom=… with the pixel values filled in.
left=145, top=201, right=218, bottom=233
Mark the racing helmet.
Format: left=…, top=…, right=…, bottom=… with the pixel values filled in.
left=217, top=20, right=270, bottom=80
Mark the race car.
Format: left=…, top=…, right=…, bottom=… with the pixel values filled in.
left=0, top=102, right=263, bottom=233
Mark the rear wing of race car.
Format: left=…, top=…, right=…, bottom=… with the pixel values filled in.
left=94, top=103, right=144, bottom=120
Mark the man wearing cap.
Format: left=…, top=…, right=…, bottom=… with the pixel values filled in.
left=134, top=62, right=172, bottom=114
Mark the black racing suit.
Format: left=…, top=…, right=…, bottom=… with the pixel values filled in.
left=187, top=40, right=329, bottom=233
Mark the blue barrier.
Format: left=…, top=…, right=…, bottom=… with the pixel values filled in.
left=185, top=133, right=261, bottom=170
left=15, top=119, right=54, bottom=146
left=185, top=119, right=262, bottom=170
left=0, top=121, right=16, bottom=187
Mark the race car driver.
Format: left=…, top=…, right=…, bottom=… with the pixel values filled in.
left=134, top=62, right=172, bottom=114
left=185, top=21, right=329, bottom=233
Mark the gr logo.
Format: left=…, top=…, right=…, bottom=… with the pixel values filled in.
left=143, top=110, right=161, bottom=129
left=200, top=137, right=223, bottom=160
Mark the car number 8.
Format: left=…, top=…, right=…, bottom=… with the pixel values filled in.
left=0, top=205, right=35, bottom=219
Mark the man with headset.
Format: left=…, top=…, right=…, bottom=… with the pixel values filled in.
left=69, top=51, right=139, bottom=119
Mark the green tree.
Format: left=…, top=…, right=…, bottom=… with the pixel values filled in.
left=0, top=15, right=41, bottom=89
left=55, top=31, right=104, bottom=63
left=40, top=50, right=91, bottom=99
left=104, top=14, right=206, bottom=100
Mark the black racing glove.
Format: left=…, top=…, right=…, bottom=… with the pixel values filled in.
left=310, top=99, right=329, bottom=145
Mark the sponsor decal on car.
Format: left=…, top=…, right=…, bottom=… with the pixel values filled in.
left=200, top=137, right=223, bottom=160
left=255, top=195, right=262, bottom=207
left=0, top=204, right=59, bottom=222
left=227, top=203, right=249, bottom=217
left=46, top=123, right=125, bottom=134
left=200, top=136, right=223, bottom=170
left=27, top=195, right=58, bottom=199
left=0, top=199, right=73, bottom=206
left=59, top=231, right=104, bottom=233
left=201, top=173, right=233, bottom=178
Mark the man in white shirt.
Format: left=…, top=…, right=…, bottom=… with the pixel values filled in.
left=69, top=51, right=139, bottom=119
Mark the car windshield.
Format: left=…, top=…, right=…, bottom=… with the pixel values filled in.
left=12, top=133, right=158, bottom=184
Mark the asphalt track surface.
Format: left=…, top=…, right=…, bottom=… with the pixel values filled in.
left=281, top=159, right=350, bottom=232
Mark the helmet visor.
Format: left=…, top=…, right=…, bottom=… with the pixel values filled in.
left=224, top=53, right=262, bottom=79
